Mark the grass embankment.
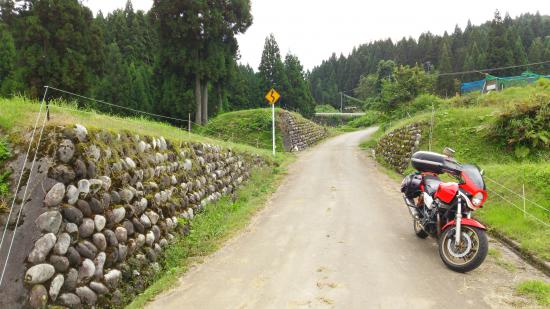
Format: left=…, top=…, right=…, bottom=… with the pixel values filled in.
left=0, top=137, right=10, bottom=211
left=0, top=97, right=281, bottom=160
left=361, top=82, right=550, bottom=261
left=198, top=108, right=285, bottom=151
left=0, top=96, right=293, bottom=306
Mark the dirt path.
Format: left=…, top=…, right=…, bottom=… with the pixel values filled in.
left=147, top=129, right=547, bottom=309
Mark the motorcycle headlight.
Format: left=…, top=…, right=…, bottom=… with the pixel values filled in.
left=471, top=192, right=484, bottom=208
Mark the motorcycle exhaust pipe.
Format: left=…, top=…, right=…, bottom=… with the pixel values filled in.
left=403, top=196, right=420, bottom=220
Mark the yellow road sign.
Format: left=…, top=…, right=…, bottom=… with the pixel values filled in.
left=265, top=88, right=280, bottom=105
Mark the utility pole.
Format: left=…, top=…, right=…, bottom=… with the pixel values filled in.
left=340, top=92, right=343, bottom=113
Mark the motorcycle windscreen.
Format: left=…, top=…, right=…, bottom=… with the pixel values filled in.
left=461, top=164, right=486, bottom=190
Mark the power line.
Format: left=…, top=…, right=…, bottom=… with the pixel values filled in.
left=437, top=60, right=550, bottom=77
left=46, top=86, right=189, bottom=123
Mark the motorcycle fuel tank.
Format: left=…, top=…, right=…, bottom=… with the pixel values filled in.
left=435, top=182, right=459, bottom=203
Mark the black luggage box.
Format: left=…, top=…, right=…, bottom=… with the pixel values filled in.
left=411, top=151, right=461, bottom=174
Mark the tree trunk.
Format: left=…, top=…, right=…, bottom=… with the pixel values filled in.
left=195, top=75, right=202, bottom=125
left=201, top=82, right=208, bottom=124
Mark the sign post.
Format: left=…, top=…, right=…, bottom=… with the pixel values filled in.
left=265, top=88, right=280, bottom=156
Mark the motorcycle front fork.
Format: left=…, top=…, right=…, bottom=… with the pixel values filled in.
left=455, top=198, right=462, bottom=245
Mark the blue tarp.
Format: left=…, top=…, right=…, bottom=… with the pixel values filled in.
left=460, top=79, right=484, bottom=93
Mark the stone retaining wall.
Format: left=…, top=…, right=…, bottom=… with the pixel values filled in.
left=17, top=124, right=265, bottom=308
left=279, top=111, right=328, bottom=152
left=375, top=122, right=426, bottom=174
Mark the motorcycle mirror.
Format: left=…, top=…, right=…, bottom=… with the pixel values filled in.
left=443, top=147, right=456, bottom=157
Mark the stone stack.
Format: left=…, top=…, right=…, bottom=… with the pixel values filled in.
left=279, top=110, right=328, bottom=152
left=375, top=122, right=426, bottom=174
left=24, top=124, right=265, bottom=308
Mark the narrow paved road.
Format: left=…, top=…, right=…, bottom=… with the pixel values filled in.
left=147, top=129, right=546, bottom=309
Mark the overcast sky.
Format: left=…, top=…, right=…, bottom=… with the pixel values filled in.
left=84, top=0, right=549, bottom=71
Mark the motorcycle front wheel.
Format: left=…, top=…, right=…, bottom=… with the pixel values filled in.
left=438, top=225, right=488, bottom=273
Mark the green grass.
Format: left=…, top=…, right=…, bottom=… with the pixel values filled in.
left=361, top=83, right=550, bottom=261
left=0, top=97, right=279, bottom=160
left=198, top=108, right=285, bottom=151
left=126, top=161, right=291, bottom=308
left=516, top=280, right=550, bottom=306
left=315, top=104, right=339, bottom=113
left=0, top=137, right=10, bottom=211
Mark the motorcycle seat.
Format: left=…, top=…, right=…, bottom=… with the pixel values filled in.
left=423, top=175, right=442, bottom=196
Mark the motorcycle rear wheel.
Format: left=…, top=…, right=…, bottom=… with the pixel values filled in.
left=438, top=226, right=488, bottom=273
left=413, top=219, right=429, bottom=239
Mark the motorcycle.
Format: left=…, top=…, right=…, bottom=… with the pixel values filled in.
left=401, top=148, right=488, bottom=272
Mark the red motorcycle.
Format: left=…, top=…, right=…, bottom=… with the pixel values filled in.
left=401, top=148, right=488, bottom=272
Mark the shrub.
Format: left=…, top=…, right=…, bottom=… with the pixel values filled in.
left=347, top=111, right=384, bottom=128
left=314, top=104, right=338, bottom=113
left=489, top=94, right=550, bottom=157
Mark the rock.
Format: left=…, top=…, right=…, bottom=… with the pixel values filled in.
left=122, top=220, right=135, bottom=236
left=138, top=141, right=147, bottom=153
left=49, top=274, right=64, bottom=301
left=49, top=165, right=75, bottom=184
left=103, top=229, right=118, bottom=247
left=104, top=269, right=122, bottom=288
left=74, top=159, right=87, bottom=179
left=115, top=226, right=127, bottom=243
left=58, top=139, right=75, bottom=163
left=58, top=293, right=81, bottom=307
left=111, top=191, right=121, bottom=204
left=151, top=225, right=161, bottom=242
left=29, top=284, right=48, bottom=308
left=66, top=247, right=81, bottom=267
left=87, top=161, right=97, bottom=178
left=145, top=231, right=155, bottom=247
left=44, top=183, right=65, bottom=207
left=62, top=206, right=83, bottom=225
left=62, top=268, right=78, bottom=292
left=105, top=248, right=119, bottom=268
left=76, top=241, right=97, bottom=259
left=99, top=176, right=111, bottom=191
left=89, top=179, right=103, bottom=194
left=136, top=234, right=145, bottom=247
left=49, top=255, right=69, bottom=273
left=35, top=211, right=62, bottom=234
left=118, top=244, right=128, bottom=262
left=159, top=238, right=168, bottom=248
left=65, top=222, right=78, bottom=234
left=78, top=258, right=95, bottom=284
left=25, top=264, right=55, bottom=284
left=53, top=233, right=71, bottom=255
left=28, top=233, right=56, bottom=263
left=92, top=233, right=107, bottom=251
left=76, top=200, right=92, bottom=217
left=74, top=124, right=88, bottom=142
left=76, top=286, right=97, bottom=305
left=94, top=215, right=106, bottom=232
left=140, top=214, right=151, bottom=229
left=87, top=145, right=101, bottom=161
left=90, top=281, right=109, bottom=295
left=89, top=197, right=104, bottom=214
left=79, top=218, right=95, bottom=238
left=78, top=179, right=90, bottom=196
left=145, top=247, right=157, bottom=262
left=112, top=207, right=126, bottom=223
left=65, top=185, right=79, bottom=205
left=146, top=211, right=160, bottom=225
left=119, top=189, right=134, bottom=203
left=125, top=157, right=137, bottom=169
left=94, top=252, right=106, bottom=280
left=132, top=217, right=145, bottom=234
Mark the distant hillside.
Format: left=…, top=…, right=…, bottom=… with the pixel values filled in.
left=310, top=12, right=550, bottom=107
